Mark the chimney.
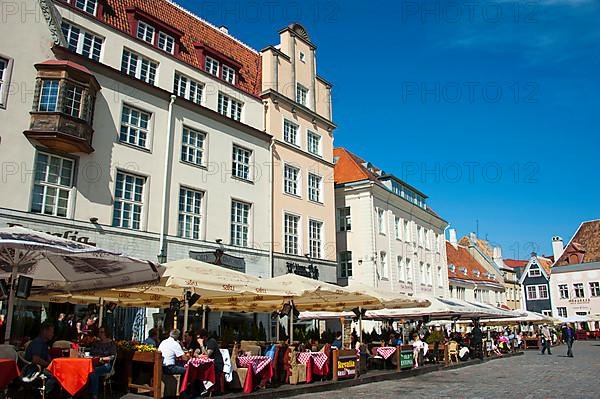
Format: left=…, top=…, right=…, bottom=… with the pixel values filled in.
left=219, top=26, right=229, bottom=34
left=492, top=246, right=503, bottom=263
left=449, top=229, right=457, bottom=248
left=469, top=232, right=477, bottom=242
left=552, top=236, right=564, bottom=261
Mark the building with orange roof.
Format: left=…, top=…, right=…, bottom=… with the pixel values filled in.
left=333, top=148, right=449, bottom=297
left=549, top=220, right=600, bottom=327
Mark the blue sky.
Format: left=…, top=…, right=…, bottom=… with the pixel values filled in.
left=179, top=0, right=600, bottom=259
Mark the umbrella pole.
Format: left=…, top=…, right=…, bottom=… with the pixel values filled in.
left=202, top=305, right=207, bottom=329
left=289, top=301, right=293, bottom=344
left=276, top=315, right=280, bottom=342
left=98, top=298, right=104, bottom=328
left=359, top=307, right=363, bottom=345
left=3, top=267, right=17, bottom=343
left=183, top=292, right=189, bottom=333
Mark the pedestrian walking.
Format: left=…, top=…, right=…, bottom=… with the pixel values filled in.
left=471, top=322, right=484, bottom=360
left=562, top=323, right=575, bottom=358
left=541, top=324, right=552, bottom=355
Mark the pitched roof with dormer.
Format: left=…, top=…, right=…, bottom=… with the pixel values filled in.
left=554, top=220, right=600, bottom=267
left=446, top=242, right=501, bottom=285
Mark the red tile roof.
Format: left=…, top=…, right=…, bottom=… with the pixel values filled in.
left=554, top=220, right=600, bottom=267
left=536, top=256, right=553, bottom=275
left=38, top=59, right=93, bottom=74
left=504, top=259, right=528, bottom=268
left=446, top=242, right=498, bottom=284
left=333, top=147, right=380, bottom=185
left=67, top=0, right=262, bottom=97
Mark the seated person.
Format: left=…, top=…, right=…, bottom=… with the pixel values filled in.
left=458, top=346, right=470, bottom=361
left=88, top=326, right=117, bottom=399
left=331, top=332, right=343, bottom=349
left=387, top=333, right=402, bottom=346
left=143, top=328, right=158, bottom=348
left=197, top=329, right=225, bottom=393
left=24, top=321, right=57, bottom=394
left=158, top=329, right=189, bottom=375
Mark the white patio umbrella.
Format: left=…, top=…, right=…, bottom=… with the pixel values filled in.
left=0, top=226, right=161, bottom=341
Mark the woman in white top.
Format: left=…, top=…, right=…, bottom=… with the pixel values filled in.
left=412, top=334, right=425, bottom=368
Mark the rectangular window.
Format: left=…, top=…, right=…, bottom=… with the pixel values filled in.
left=397, top=256, right=404, bottom=282
left=232, top=145, right=252, bottom=181
left=574, top=283, right=585, bottom=298
left=377, top=208, right=385, bottom=234
left=557, top=307, right=567, bottom=318
left=437, top=266, right=443, bottom=287
left=380, top=251, right=388, bottom=279
left=284, top=214, right=300, bottom=255
left=205, top=56, right=219, bottom=76
left=528, top=266, right=541, bottom=277
left=419, top=262, right=425, bottom=284
left=308, top=173, right=322, bottom=203
left=590, top=282, right=600, bottom=297
left=61, top=22, right=103, bottom=61
left=121, top=49, right=158, bottom=85
left=340, top=251, right=352, bottom=278
left=119, top=105, right=150, bottom=149
left=74, top=0, right=97, bottom=15
left=309, top=220, right=323, bottom=259
left=137, top=21, right=155, bottom=44
left=526, top=286, right=537, bottom=300
left=405, top=258, right=412, bottom=282
left=559, top=284, right=569, bottom=299
left=426, top=264, right=432, bottom=285
left=337, top=207, right=351, bottom=232
left=404, top=220, right=411, bottom=242
left=538, top=285, right=548, bottom=299
left=296, top=83, right=308, bottom=106
left=221, top=64, right=236, bottom=84
left=417, top=226, right=424, bottom=246
left=178, top=187, right=202, bottom=239
left=0, top=57, right=9, bottom=107
left=38, top=80, right=60, bottom=112
left=231, top=200, right=250, bottom=247
left=283, top=119, right=299, bottom=146
left=307, top=131, right=321, bottom=156
left=158, top=31, right=175, bottom=54
left=174, top=73, right=203, bottom=105
left=284, top=165, right=300, bottom=196
left=218, top=93, right=242, bottom=121
left=112, top=171, right=145, bottom=230
left=181, top=127, right=205, bottom=166
left=395, top=217, right=401, bottom=240
left=63, top=85, right=84, bottom=118
left=31, top=152, right=73, bottom=217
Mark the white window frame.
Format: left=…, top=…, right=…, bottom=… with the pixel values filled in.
left=178, top=187, right=203, bottom=239
left=307, top=173, right=322, bottom=203
left=205, top=56, right=219, bottom=76
left=590, top=281, right=600, bottom=297
left=559, top=284, right=569, bottom=299
left=158, top=31, right=175, bottom=54
left=221, top=64, right=236, bottom=84
left=528, top=266, right=541, bottom=277
left=404, top=220, right=411, bottom=242
left=394, top=216, right=402, bottom=240
left=419, top=262, right=425, bottom=284
left=308, top=219, right=323, bottom=259
left=377, top=208, right=385, bottom=235
left=218, top=92, right=242, bottom=121
left=437, top=266, right=443, bottom=288
left=0, top=55, right=13, bottom=108
left=397, top=256, right=405, bottom=282
left=231, top=200, right=251, bottom=247
left=284, top=213, right=300, bottom=255
left=119, top=105, right=151, bottom=149
left=61, top=21, right=103, bottom=61
left=296, top=83, right=308, bottom=106
left=63, top=84, right=84, bottom=119
left=174, top=72, right=203, bottom=105
left=112, top=171, right=145, bottom=230
left=74, top=0, right=98, bottom=15
left=121, top=49, right=158, bottom=85
left=283, top=119, right=299, bottom=146
left=284, top=164, right=300, bottom=196
left=307, top=131, right=321, bottom=156
left=557, top=307, right=567, bottom=318
left=337, top=207, right=351, bottom=232
left=38, top=80, right=60, bottom=112
left=405, top=258, right=412, bottom=282
left=574, top=283, right=585, bottom=298
left=426, top=263, right=432, bottom=285
left=137, top=21, right=155, bottom=44
left=339, top=251, right=352, bottom=278
left=380, top=251, right=388, bottom=279
left=232, top=145, right=252, bottom=181
left=31, top=152, right=74, bottom=218
left=538, top=284, right=549, bottom=299
left=180, top=126, right=206, bottom=166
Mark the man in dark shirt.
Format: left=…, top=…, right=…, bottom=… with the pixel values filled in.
left=197, top=329, right=224, bottom=396
left=471, top=323, right=484, bottom=360
left=24, top=321, right=57, bottom=393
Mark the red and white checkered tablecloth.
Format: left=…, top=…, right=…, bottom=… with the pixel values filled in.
left=237, top=355, right=272, bottom=374
left=376, top=347, right=397, bottom=360
left=187, top=357, right=214, bottom=368
left=297, top=352, right=328, bottom=370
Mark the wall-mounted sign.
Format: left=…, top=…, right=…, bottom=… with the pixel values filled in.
left=400, top=349, right=414, bottom=369
left=336, top=353, right=356, bottom=379
left=189, top=250, right=246, bottom=273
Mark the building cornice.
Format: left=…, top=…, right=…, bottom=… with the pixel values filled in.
left=261, top=89, right=336, bottom=130
left=274, top=139, right=334, bottom=167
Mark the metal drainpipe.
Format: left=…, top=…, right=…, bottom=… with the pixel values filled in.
left=158, top=95, right=177, bottom=261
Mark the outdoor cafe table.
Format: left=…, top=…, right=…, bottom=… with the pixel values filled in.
left=237, top=355, right=273, bottom=394
left=297, top=352, right=329, bottom=383
left=47, top=357, right=94, bottom=396
left=180, top=357, right=216, bottom=395
left=376, top=347, right=397, bottom=360
left=0, top=359, right=19, bottom=390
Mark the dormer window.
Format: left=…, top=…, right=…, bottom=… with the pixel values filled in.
left=74, top=0, right=98, bottom=16
left=448, top=264, right=456, bottom=272
left=137, top=21, right=155, bottom=44
left=205, top=56, right=219, bottom=76
left=158, top=32, right=175, bottom=54
left=473, top=270, right=480, bottom=277
left=222, top=64, right=236, bottom=84
left=460, top=267, right=467, bottom=275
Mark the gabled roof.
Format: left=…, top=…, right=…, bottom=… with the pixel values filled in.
left=59, top=0, right=262, bottom=97
left=333, top=147, right=380, bottom=185
left=519, top=255, right=553, bottom=284
left=446, top=242, right=499, bottom=284
left=554, top=220, right=600, bottom=267
left=504, top=259, right=528, bottom=268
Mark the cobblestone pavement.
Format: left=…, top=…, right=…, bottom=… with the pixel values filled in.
left=289, top=341, right=600, bottom=399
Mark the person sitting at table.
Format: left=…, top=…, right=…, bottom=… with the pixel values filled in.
left=158, top=329, right=189, bottom=375
left=388, top=333, right=402, bottom=346
left=331, top=332, right=343, bottom=349
left=82, top=317, right=98, bottom=337
left=143, top=328, right=159, bottom=348
left=196, top=329, right=224, bottom=394
left=87, top=326, right=117, bottom=399
left=24, top=321, right=57, bottom=394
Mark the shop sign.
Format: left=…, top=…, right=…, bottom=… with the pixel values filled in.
left=189, top=250, right=246, bottom=272
left=6, top=222, right=96, bottom=246
left=400, top=349, right=414, bottom=369
left=336, top=354, right=356, bottom=379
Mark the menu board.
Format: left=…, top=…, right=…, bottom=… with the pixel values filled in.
left=336, top=350, right=357, bottom=379
left=400, top=349, right=414, bottom=369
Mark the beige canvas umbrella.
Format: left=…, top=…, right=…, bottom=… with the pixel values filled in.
left=346, top=282, right=430, bottom=309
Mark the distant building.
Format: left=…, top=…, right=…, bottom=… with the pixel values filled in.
left=518, top=254, right=554, bottom=315
left=550, top=220, right=600, bottom=327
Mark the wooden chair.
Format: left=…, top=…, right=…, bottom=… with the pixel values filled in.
left=447, top=341, right=459, bottom=364
left=0, top=345, right=17, bottom=361
left=287, top=350, right=306, bottom=385
left=51, top=340, right=72, bottom=349
left=229, top=344, right=249, bottom=390
left=102, top=355, right=117, bottom=399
